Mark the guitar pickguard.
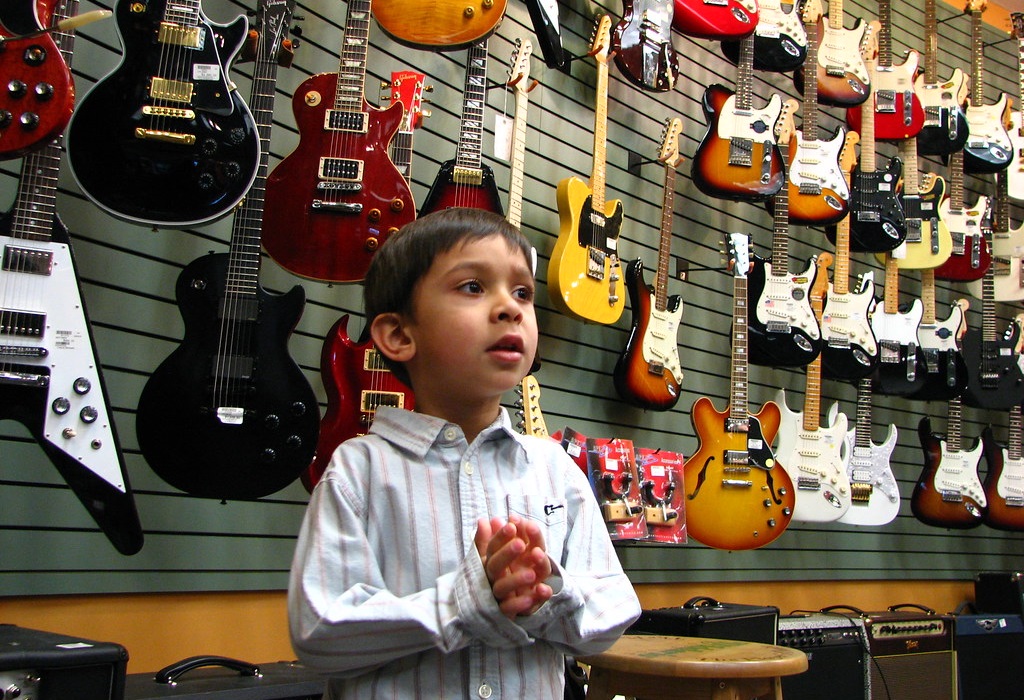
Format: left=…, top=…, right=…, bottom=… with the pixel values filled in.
left=810, top=19, right=870, bottom=107
left=914, top=70, right=971, bottom=156
left=748, top=254, right=821, bottom=367
left=964, top=96, right=1014, bottom=174
left=835, top=407, right=899, bottom=527
left=871, top=299, right=927, bottom=397
left=821, top=272, right=878, bottom=380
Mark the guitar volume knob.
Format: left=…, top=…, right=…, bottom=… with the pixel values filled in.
left=0, top=110, right=11, bottom=127
left=24, top=45, right=46, bottom=66
left=34, top=83, right=54, bottom=101
left=19, top=112, right=39, bottom=130
left=260, top=448, right=277, bottom=463
left=7, top=80, right=27, bottom=98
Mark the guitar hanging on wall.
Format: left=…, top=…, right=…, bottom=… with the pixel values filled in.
left=914, top=0, right=970, bottom=156
left=1006, top=13, right=1024, bottom=199
left=911, top=272, right=968, bottom=402
left=981, top=391, right=1024, bottom=531
left=0, top=0, right=143, bottom=556
left=65, top=0, right=260, bottom=228
left=614, top=118, right=685, bottom=410
left=795, top=0, right=871, bottom=107
left=681, top=232, right=794, bottom=551
left=935, top=150, right=991, bottom=282
left=963, top=0, right=1013, bottom=175
left=870, top=253, right=927, bottom=397
left=262, top=0, right=416, bottom=283
left=720, top=0, right=806, bottom=73
left=612, top=0, right=680, bottom=92
left=671, top=0, right=757, bottom=40
left=547, top=16, right=625, bottom=325
left=505, top=38, right=534, bottom=229
left=968, top=172, right=1024, bottom=302
left=136, top=0, right=320, bottom=501
left=0, top=0, right=78, bottom=160
left=372, top=0, right=507, bottom=51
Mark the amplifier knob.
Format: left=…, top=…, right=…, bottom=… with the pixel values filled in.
left=3, top=683, right=22, bottom=698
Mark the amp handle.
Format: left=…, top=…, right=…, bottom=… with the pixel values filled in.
left=154, top=655, right=261, bottom=685
left=820, top=604, right=866, bottom=616
left=888, top=603, right=936, bottom=615
left=683, top=596, right=721, bottom=608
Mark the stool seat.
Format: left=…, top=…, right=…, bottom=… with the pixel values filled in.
left=578, top=634, right=808, bottom=700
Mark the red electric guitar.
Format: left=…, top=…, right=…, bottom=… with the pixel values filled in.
left=0, top=0, right=77, bottom=159
left=935, top=150, right=991, bottom=282
left=262, top=0, right=416, bottom=283
left=846, top=0, right=924, bottom=141
left=682, top=233, right=795, bottom=551
left=612, top=0, right=679, bottom=92
left=672, top=0, right=757, bottom=40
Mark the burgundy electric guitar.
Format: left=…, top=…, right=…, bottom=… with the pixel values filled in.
left=672, top=0, right=757, bottom=40
left=419, top=40, right=504, bottom=215
left=0, top=0, right=76, bottom=160
left=262, top=0, right=415, bottom=283
left=612, top=0, right=679, bottom=92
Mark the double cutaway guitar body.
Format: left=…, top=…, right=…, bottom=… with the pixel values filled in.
left=136, top=253, right=320, bottom=500
left=961, top=323, right=1024, bottom=411
left=720, top=0, right=806, bottom=73
left=795, top=18, right=870, bottom=107
left=821, top=273, right=878, bottom=381
left=612, top=0, right=679, bottom=92
left=691, top=85, right=785, bottom=202
left=915, top=71, right=970, bottom=156
left=981, top=425, right=1024, bottom=531
left=913, top=417, right=987, bottom=528
left=682, top=398, right=794, bottom=550
left=614, top=259, right=683, bottom=411
left=747, top=254, right=820, bottom=367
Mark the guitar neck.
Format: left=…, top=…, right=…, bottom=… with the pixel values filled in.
left=971, top=6, right=985, bottom=105
left=770, top=144, right=791, bottom=274
left=883, top=253, right=900, bottom=315
left=980, top=173, right=1007, bottom=341
left=653, top=163, right=676, bottom=312
left=920, top=268, right=937, bottom=326
left=1017, top=15, right=1024, bottom=122
left=828, top=0, right=844, bottom=30
left=949, top=150, right=965, bottom=209
left=391, top=129, right=415, bottom=180
left=923, top=0, right=939, bottom=82
left=730, top=274, right=749, bottom=422
left=854, top=377, right=874, bottom=449
left=591, top=46, right=610, bottom=212
left=860, top=62, right=878, bottom=171
left=802, top=354, right=823, bottom=432
left=802, top=18, right=820, bottom=142
left=507, top=78, right=530, bottom=228
left=897, top=138, right=920, bottom=195
left=164, top=0, right=202, bottom=27
left=1010, top=404, right=1022, bottom=462
left=734, top=34, right=755, bottom=112
left=946, top=396, right=963, bottom=453
left=335, top=0, right=371, bottom=111
left=877, top=0, right=893, bottom=68
left=457, top=41, right=490, bottom=174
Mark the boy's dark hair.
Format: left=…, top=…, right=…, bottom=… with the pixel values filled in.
left=364, top=207, right=533, bottom=386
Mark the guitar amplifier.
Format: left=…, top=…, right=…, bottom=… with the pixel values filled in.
left=627, top=596, right=779, bottom=644
left=123, top=657, right=323, bottom=700
left=777, top=613, right=869, bottom=700
left=974, top=571, right=1024, bottom=615
left=954, top=613, right=1024, bottom=700
left=0, top=624, right=128, bottom=700
left=855, top=606, right=957, bottom=700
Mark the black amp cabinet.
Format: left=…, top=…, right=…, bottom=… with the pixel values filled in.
left=954, top=612, right=1024, bottom=700
left=974, top=571, right=1024, bottom=615
left=855, top=606, right=957, bottom=700
left=777, top=613, right=870, bottom=700
left=627, top=596, right=779, bottom=644
left=0, top=624, right=128, bottom=700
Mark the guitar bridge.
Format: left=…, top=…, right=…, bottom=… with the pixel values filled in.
left=587, top=246, right=607, bottom=281
left=766, top=320, right=790, bottom=334
left=728, top=137, right=754, bottom=167
left=850, top=482, right=874, bottom=503
left=360, top=390, right=405, bottom=412
left=940, top=490, right=964, bottom=503
left=0, top=368, right=49, bottom=387
left=142, top=105, right=196, bottom=120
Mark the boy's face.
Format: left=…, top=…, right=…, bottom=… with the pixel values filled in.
left=401, top=234, right=538, bottom=406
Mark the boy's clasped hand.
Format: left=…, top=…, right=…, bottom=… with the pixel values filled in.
left=475, top=515, right=553, bottom=619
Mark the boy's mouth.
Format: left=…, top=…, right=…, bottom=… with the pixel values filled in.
left=489, top=335, right=525, bottom=354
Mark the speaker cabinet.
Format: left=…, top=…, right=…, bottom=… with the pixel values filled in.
left=859, top=609, right=957, bottom=700
left=777, top=614, right=869, bottom=700
left=955, top=613, right=1024, bottom=700
left=0, top=624, right=127, bottom=700
left=974, top=572, right=1024, bottom=615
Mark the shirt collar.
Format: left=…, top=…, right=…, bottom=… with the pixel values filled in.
left=370, top=407, right=526, bottom=459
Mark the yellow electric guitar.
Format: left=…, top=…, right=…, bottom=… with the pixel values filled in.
left=547, top=15, right=626, bottom=325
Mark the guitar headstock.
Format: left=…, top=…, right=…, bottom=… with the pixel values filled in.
left=1013, top=12, right=1024, bottom=40
left=590, top=15, right=613, bottom=64
left=860, top=20, right=881, bottom=62
left=725, top=232, right=751, bottom=278
left=812, top=252, right=833, bottom=319
left=254, top=0, right=298, bottom=64
left=389, top=70, right=429, bottom=132
left=838, top=130, right=860, bottom=178
left=517, top=374, right=550, bottom=438
left=775, top=98, right=800, bottom=143
left=658, top=117, right=684, bottom=169
left=801, top=0, right=823, bottom=25
left=508, top=37, right=535, bottom=93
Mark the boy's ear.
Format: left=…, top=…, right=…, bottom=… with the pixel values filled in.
left=369, top=312, right=416, bottom=364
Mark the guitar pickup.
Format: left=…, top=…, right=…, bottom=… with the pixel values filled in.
left=875, top=89, right=896, bottom=114
left=728, top=137, right=754, bottom=167
left=3, top=245, right=52, bottom=275
left=134, top=128, right=196, bottom=145
left=798, top=182, right=822, bottom=195
left=0, top=368, right=49, bottom=387
left=319, top=157, right=363, bottom=182
left=325, top=109, right=368, bottom=133
left=0, top=344, right=48, bottom=358
left=212, top=354, right=254, bottom=380
left=1005, top=496, right=1024, bottom=508
left=723, top=449, right=749, bottom=465
left=158, top=22, right=203, bottom=49
left=142, top=105, right=196, bottom=120
left=360, top=390, right=405, bottom=412
left=825, top=63, right=846, bottom=78
left=940, top=490, right=964, bottom=503
left=646, top=361, right=665, bottom=377
left=149, top=77, right=194, bottom=104
left=766, top=321, right=790, bottom=334
left=0, top=309, right=45, bottom=337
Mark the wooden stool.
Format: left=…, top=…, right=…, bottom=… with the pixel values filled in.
left=577, top=634, right=808, bottom=700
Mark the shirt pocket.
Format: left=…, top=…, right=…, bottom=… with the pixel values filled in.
left=505, top=494, right=568, bottom=564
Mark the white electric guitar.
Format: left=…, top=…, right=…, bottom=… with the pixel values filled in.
left=774, top=253, right=852, bottom=523
left=834, top=379, right=899, bottom=526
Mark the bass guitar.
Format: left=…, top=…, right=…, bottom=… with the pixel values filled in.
left=1007, top=13, right=1024, bottom=199
left=721, top=0, right=806, bottom=73
left=0, top=0, right=142, bottom=556
left=672, top=0, right=757, bottom=40
left=614, top=118, right=685, bottom=410
left=136, top=0, right=320, bottom=501
left=419, top=39, right=504, bottom=216
left=691, top=32, right=785, bottom=202
left=913, top=396, right=987, bottom=528
left=749, top=100, right=821, bottom=368
left=795, top=0, right=871, bottom=107
left=963, top=0, right=1013, bottom=175
left=682, top=232, right=795, bottom=551
left=821, top=132, right=879, bottom=381
left=263, top=0, right=416, bottom=283
left=775, top=252, right=852, bottom=523
left=0, top=0, right=76, bottom=160
left=845, top=0, right=923, bottom=140
left=982, top=395, right=1024, bottom=531
left=834, top=378, right=900, bottom=527
left=935, top=150, right=991, bottom=282
left=612, top=0, right=679, bottom=92
left=870, top=254, right=927, bottom=397
left=779, top=0, right=849, bottom=227
left=547, top=16, right=625, bottom=325
left=829, top=26, right=906, bottom=253
left=911, top=271, right=968, bottom=401
left=914, top=0, right=970, bottom=156
left=962, top=174, right=1024, bottom=410
left=65, top=0, right=259, bottom=228
left=372, top=0, right=506, bottom=51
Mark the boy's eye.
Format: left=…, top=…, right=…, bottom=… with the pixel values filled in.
left=459, top=280, right=483, bottom=294
left=514, top=286, right=535, bottom=302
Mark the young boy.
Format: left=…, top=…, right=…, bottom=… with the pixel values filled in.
left=288, top=208, right=640, bottom=699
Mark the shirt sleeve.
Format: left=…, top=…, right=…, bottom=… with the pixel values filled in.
left=514, top=443, right=642, bottom=655
left=287, top=447, right=533, bottom=677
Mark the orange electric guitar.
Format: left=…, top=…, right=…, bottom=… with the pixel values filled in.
left=372, top=0, right=507, bottom=51
left=547, top=16, right=626, bottom=325
left=682, top=232, right=795, bottom=550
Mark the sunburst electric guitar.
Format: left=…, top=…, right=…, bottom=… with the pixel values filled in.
left=982, top=392, right=1024, bottom=531
left=682, top=233, right=795, bottom=551
left=795, top=0, right=871, bottom=107
left=614, top=118, right=685, bottom=410
left=371, top=0, right=506, bottom=51
left=548, top=16, right=625, bottom=325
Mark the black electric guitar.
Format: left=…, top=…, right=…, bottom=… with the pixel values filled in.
left=828, top=26, right=905, bottom=253
left=614, top=118, right=685, bottom=410
left=721, top=0, right=806, bottom=73
left=961, top=174, right=1024, bottom=411
left=749, top=100, right=822, bottom=368
left=612, top=0, right=679, bottom=91
left=914, top=0, right=970, bottom=156
left=65, top=0, right=259, bottom=228
left=911, top=270, right=969, bottom=401
left=0, top=0, right=143, bottom=555
left=136, top=0, right=319, bottom=501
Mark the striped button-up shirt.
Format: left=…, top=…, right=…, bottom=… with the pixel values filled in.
left=288, top=407, right=640, bottom=699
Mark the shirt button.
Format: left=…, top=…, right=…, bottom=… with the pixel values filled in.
left=463, top=461, right=473, bottom=475
left=478, top=683, right=492, bottom=699
left=443, top=427, right=458, bottom=441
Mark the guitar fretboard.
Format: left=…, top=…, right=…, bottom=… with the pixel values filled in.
left=923, top=0, right=939, bottom=83
left=734, top=34, right=755, bottom=113
left=980, top=173, right=1008, bottom=342
left=1009, top=404, right=1022, bottom=462
left=730, top=274, right=749, bottom=422
left=506, top=42, right=532, bottom=229
left=456, top=41, right=489, bottom=173
left=946, top=396, right=963, bottom=453
left=770, top=142, right=791, bottom=275
left=164, top=0, right=201, bottom=26
left=590, top=27, right=611, bottom=214
left=854, top=377, right=874, bottom=450
left=802, top=13, right=820, bottom=142
left=970, top=5, right=986, bottom=106
left=335, top=0, right=371, bottom=112
left=654, top=159, right=676, bottom=313
left=877, top=0, right=894, bottom=69
left=828, top=0, right=844, bottom=30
